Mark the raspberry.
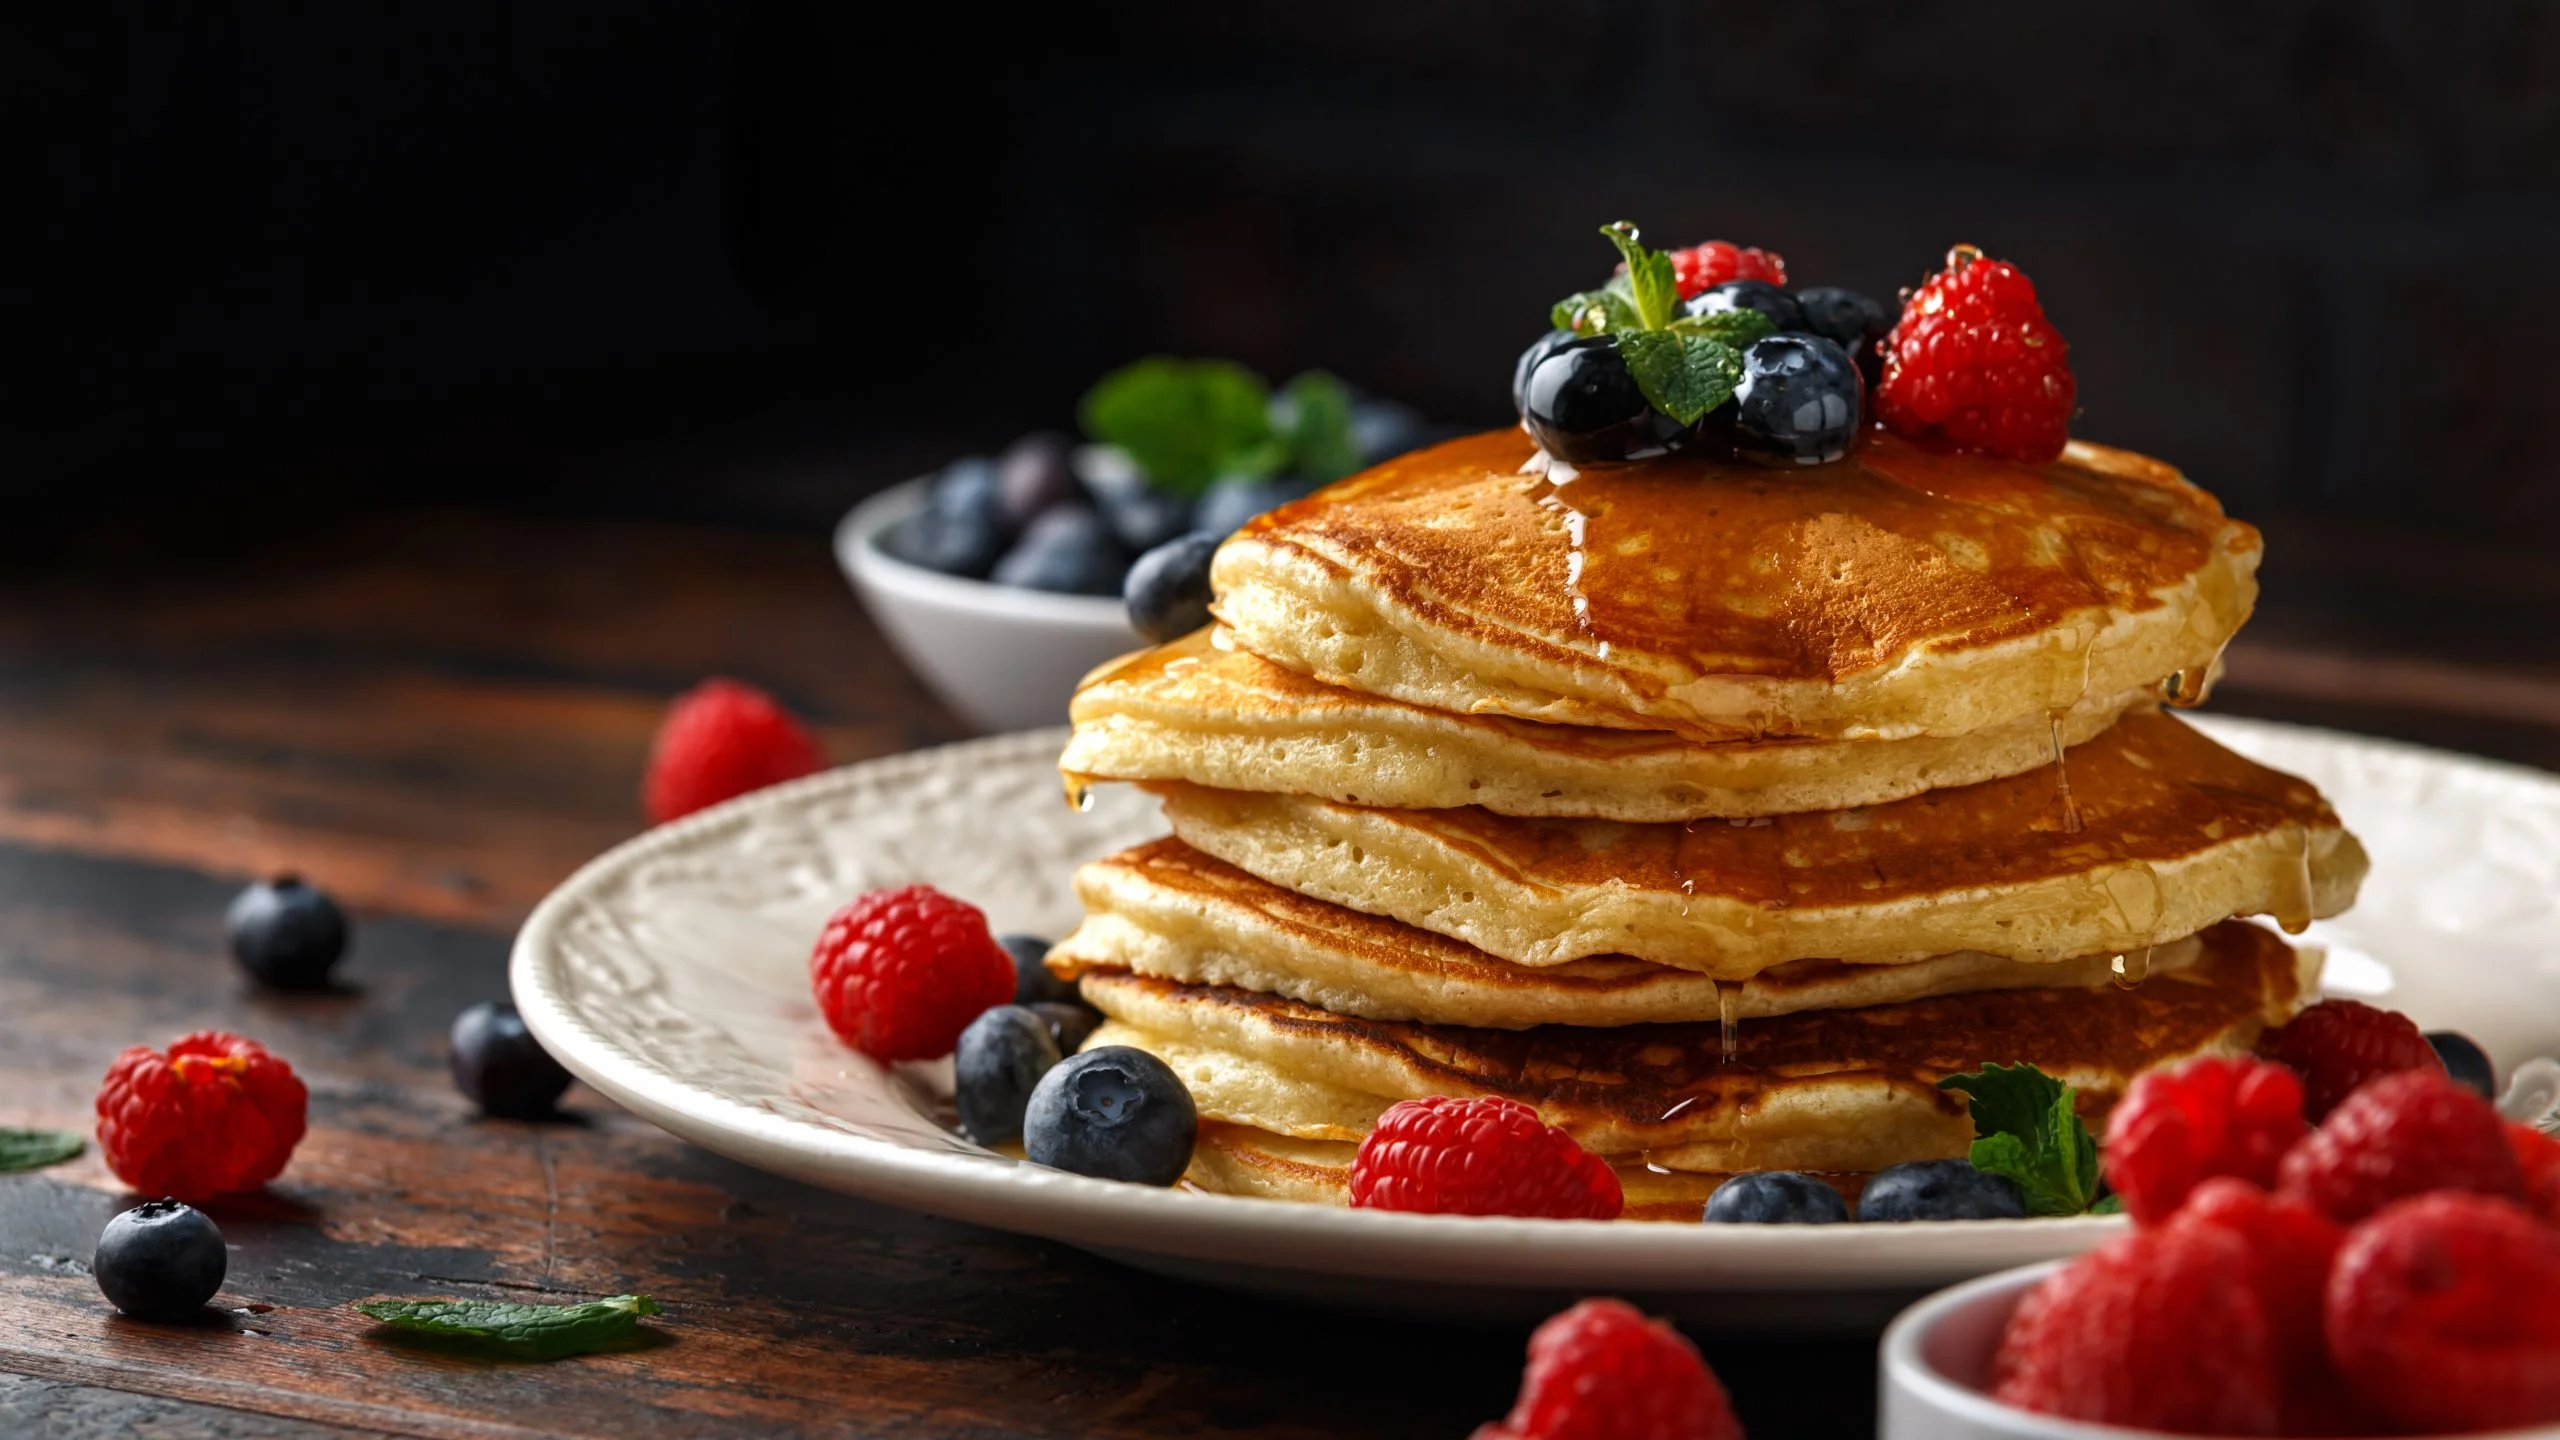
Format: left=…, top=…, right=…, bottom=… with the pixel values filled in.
left=1349, top=1096, right=1622, bottom=1220
left=96, top=1032, right=307, bottom=1201
left=2101, top=1056, right=2306, bottom=1225
left=1666, top=241, right=1787, bottom=299
left=808, top=885, right=1014, bottom=1062
left=2170, top=1180, right=2350, bottom=1430
left=643, top=678, right=824, bottom=824
left=2261, top=997, right=2444, bottom=1121
left=1472, top=1298, right=1741, bottom=1440
left=2328, top=1192, right=2560, bottom=1434
left=2277, top=1068, right=2525, bottom=1224
left=1875, top=245, right=2075, bottom=463
left=2510, top=1121, right=2560, bottom=1224
left=1991, top=1220, right=2282, bottom=1435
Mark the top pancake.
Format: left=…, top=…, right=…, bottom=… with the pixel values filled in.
left=1212, top=428, right=2260, bottom=743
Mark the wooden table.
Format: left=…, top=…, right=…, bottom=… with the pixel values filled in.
left=3, top=502, right=2554, bottom=1439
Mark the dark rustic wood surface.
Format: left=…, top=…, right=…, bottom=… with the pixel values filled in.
left=1, top=503, right=2556, bottom=1439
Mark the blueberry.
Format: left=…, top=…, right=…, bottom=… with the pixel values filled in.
left=1350, top=398, right=1434, bottom=464
left=996, top=432, right=1081, bottom=530
left=955, top=1005, right=1065, bottom=1146
left=1195, top=475, right=1319, bottom=538
left=1076, top=454, right=1198, bottom=553
left=94, top=1200, right=226, bottom=1321
left=890, top=458, right=1013, bottom=578
left=1683, top=279, right=1806, bottom=334
left=449, top=1001, right=573, bottom=1119
left=1794, top=287, right=1891, bottom=385
left=1733, top=334, right=1865, bottom=465
left=1001, top=933, right=1077, bottom=1008
left=2428, top=1031, right=2497, bottom=1100
left=225, top=875, right=349, bottom=990
left=1029, top=1001, right=1103, bottom=1055
left=989, top=507, right=1131, bottom=596
left=1512, top=329, right=1580, bottom=416
left=1520, top=336, right=1691, bottom=465
left=1023, top=1046, right=1197, bottom=1185
left=1702, top=1171, right=1852, bottom=1224
left=1856, top=1159, right=2026, bottom=1221
left=1125, top=532, right=1221, bottom=643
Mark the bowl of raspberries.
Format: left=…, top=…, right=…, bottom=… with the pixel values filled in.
left=836, top=358, right=1441, bottom=733
left=1883, top=1002, right=2560, bottom=1439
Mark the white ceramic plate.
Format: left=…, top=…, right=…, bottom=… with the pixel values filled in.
left=511, top=718, right=2560, bottom=1332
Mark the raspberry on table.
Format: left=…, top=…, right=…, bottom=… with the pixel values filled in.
left=2510, top=1121, right=2560, bottom=1224
left=809, top=884, right=1015, bottom=1063
left=96, top=1032, right=308, bottom=1202
left=1665, top=240, right=1787, bottom=298
left=1472, top=1298, right=1741, bottom=1440
left=1991, top=1220, right=2282, bottom=1435
left=2327, top=1192, right=2560, bottom=1435
left=2100, top=1055, right=2306, bottom=1225
left=1874, top=244, right=2076, bottom=463
left=2261, top=997, right=2444, bottom=1120
left=642, top=677, right=825, bottom=825
left=1349, top=1096, right=1622, bottom=1220
left=2277, top=1068, right=2525, bottom=1224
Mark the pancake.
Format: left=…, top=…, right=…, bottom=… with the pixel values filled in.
left=1063, top=628, right=2149, bottom=822
left=1080, top=919, right=2315, bottom=1175
left=1156, top=708, right=2366, bottom=976
left=1211, top=428, right=2259, bottom=743
left=1049, top=837, right=2208, bottom=1028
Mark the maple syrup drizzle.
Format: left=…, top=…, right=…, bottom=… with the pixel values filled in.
left=1535, top=485, right=1606, bottom=657
left=1715, top=980, right=1742, bottom=1065
left=1063, top=775, right=1096, bottom=813
left=2272, top=825, right=2316, bottom=934
left=2110, top=945, right=2154, bottom=990
left=2049, top=717, right=2085, bottom=833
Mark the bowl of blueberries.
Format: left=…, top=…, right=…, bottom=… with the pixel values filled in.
left=838, top=358, right=1441, bottom=732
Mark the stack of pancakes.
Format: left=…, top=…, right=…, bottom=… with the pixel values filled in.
left=1047, top=428, right=2368, bottom=1219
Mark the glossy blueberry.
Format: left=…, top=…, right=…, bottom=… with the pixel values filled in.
left=449, top=1001, right=574, bottom=1119
left=1001, top=933, right=1077, bottom=1008
left=1029, top=1001, right=1103, bottom=1055
left=955, top=1005, right=1064, bottom=1145
left=1856, top=1159, right=2026, bottom=1222
left=1794, top=287, right=1892, bottom=385
left=1125, top=531, right=1222, bottom=643
left=1702, top=1171, right=1851, bottom=1224
left=1195, top=475, right=1319, bottom=538
left=1512, top=329, right=1580, bottom=415
left=225, top=875, right=349, bottom=990
left=1733, top=334, right=1865, bottom=465
left=1683, top=279, right=1805, bottom=334
left=996, top=432, right=1082, bottom=530
left=1520, top=336, right=1690, bottom=465
left=1350, top=398, right=1436, bottom=464
left=1023, top=1046, right=1197, bottom=1185
left=94, top=1200, right=226, bottom=1321
left=2428, top=1031, right=2497, bottom=1100
left=1076, top=455, right=1198, bottom=553
left=989, top=507, right=1131, bottom=596
left=890, top=458, right=1013, bottom=578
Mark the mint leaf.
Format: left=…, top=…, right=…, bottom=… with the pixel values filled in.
left=2090, top=1192, right=2125, bottom=1216
left=1669, top=307, right=1776, bottom=350
left=1598, top=222, right=1679, bottom=332
left=1938, top=1063, right=2102, bottom=1217
left=0, top=1128, right=83, bottom=1174
left=1617, top=331, right=1744, bottom=425
left=357, top=1294, right=662, bottom=1360
left=1078, top=358, right=1282, bottom=496
left=1275, top=370, right=1361, bottom=482
left=1550, top=278, right=1641, bottom=336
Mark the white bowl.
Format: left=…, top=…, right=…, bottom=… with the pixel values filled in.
left=1881, top=1261, right=2560, bottom=1440
left=835, top=477, right=1142, bottom=733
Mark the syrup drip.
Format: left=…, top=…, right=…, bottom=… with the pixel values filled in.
left=2271, top=825, right=2316, bottom=934
left=1536, top=487, right=1604, bottom=657
left=1063, top=776, right=1095, bottom=813
left=2099, top=860, right=2166, bottom=941
left=2049, top=717, right=2084, bottom=834
left=1641, top=1150, right=1673, bottom=1176
left=1715, top=980, right=1742, bottom=1065
left=2110, top=945, right=2154, bottom=990
left=1675, top=820, right=1699, bottom=896
left=2163, top=639, right=2232, bottom=710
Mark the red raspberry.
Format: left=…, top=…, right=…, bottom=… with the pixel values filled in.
left=2101, top=1056, right=2307, bottom=1225
left=1991, top=1220, right=2282, bottom=1434
left=2261, top=998, right=2444, bottom=1121
left=1666, top=240, right=1787, bottom=299
left=2277, top=1068, right=2525, bottom=1224
left=1349, top=1096, right=1622, bottom=1220
left=643, top=678, right=825, bottom=824
left=1472, top=1298, right=1741, bottom=1440
left=2170, top=1180, right=2351, bottom=1429
left=1875, top=245, right=2075, bottom=463
left=96, top=1032, right=308, bottom=1201
left=2510, top=1121, right=2560, bottom=1224
left=2328, top=1192, right=2560, bottom=1434
left=808, top=885, right=1013, bottom=1062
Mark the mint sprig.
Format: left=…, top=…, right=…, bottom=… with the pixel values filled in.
left=1938, top=1063, right=2104, bottom=1217
left=0, top=1127, right=84, bottom=1174
left=1078, top=359, right=1363, bottom=495
left=357, top=1294, right=662, bottom=1360
left=1544, top=222, right=1761, bottom=426
left=1273, top=370, right=1363, bottom=483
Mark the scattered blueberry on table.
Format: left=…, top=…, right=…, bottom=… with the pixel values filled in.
left=1702, top=1170, right=1851, bottom=1224
left=94, top=1199, right=227, bottom=1321
left=1023, top=1046, right=1197, bottom=1186
left=225, top=875, right=349, bottom=990
left=450, top=1001, right=574, bottom=1119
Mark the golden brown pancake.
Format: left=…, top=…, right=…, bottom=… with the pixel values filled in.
left=1156, top=709, right=2366, bottom=975
left=1212, top=428, right=2258, bottom=742
left=1063, top=628, right=2147, bottom=822
left=1050, top=837, right=2207, bottom=1028
left=1081, top=920, right=2314, bottom=1175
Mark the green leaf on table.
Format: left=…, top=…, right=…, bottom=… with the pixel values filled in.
left=1938, top=1063, right=2103, bottom=1217
left=1616, top=330, right=1745, bottom=426
left=1668, top=306, right=1776, bottom=350
left=356, top=1294, right=663, bottom=1360
left=0, top=1128, right=85, bottom=1174
left=1275, top=370, right=1362, bottom=482
left=1078, top=357, right=1282, bottom=496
